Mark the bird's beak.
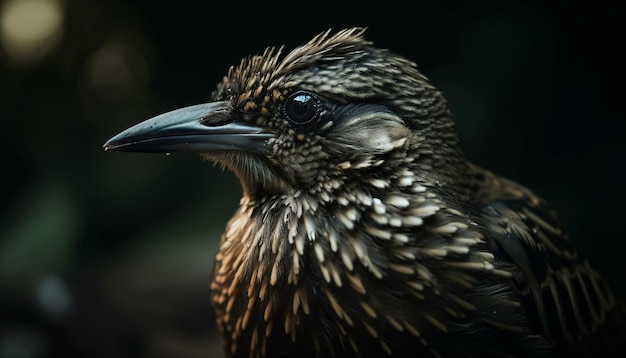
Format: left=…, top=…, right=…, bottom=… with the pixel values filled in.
left=103, top=101, right=273, bottom=154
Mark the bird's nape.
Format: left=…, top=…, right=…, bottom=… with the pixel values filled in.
left=104, top=27, right=626, bottom=357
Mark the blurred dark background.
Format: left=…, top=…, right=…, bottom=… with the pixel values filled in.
left=0, top=1, right=624, bottom=357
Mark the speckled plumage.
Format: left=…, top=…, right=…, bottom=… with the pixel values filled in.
left=105, top=28, right=626, bottom=357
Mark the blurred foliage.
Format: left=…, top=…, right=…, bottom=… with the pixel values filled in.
left=0, top=1, right=624, bottom=357
left=0, top=179, right=79, bottom=279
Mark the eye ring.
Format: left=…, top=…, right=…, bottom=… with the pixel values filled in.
left=283, top=90, right=321, bottom=126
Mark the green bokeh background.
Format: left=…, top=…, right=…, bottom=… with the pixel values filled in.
left=1, top=1, right=624, bottom=357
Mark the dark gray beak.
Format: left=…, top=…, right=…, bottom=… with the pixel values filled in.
left=103, top=101, right=272, bottom=154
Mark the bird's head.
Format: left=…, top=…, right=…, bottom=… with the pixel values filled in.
left=104, top=28, right=463, bottom=198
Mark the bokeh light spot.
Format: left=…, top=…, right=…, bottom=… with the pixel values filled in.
left=0, top=0, right=64, bottom=66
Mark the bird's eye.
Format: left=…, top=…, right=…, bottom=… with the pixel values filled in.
left=283, top=91, right=320, bottom=125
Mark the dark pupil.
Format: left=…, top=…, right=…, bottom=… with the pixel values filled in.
left=292, top=95, right=311, bottom=115
left=286, top=93, right=317, bottom=124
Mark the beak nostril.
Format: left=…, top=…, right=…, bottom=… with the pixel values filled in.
left=200, top=111, right=236, bottom=127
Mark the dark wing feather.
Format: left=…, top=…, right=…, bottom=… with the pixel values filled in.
left=473, top=167, right=626, bottom=356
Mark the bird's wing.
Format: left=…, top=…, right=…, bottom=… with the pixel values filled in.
left=473, top=166, right=625, bottom=354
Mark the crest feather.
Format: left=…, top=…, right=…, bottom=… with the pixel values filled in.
left=274, top=27, right=370, bottom=76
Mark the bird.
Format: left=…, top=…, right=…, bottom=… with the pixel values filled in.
left=103, top=28, right=626, bottom=357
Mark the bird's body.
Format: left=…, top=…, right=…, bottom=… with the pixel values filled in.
left=104, top=28, right=625, bottom=357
